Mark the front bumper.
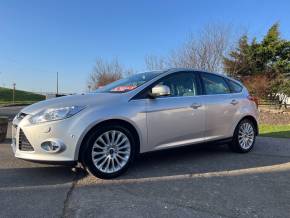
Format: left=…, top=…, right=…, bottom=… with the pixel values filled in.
left=11, top=114, right=80, bottom=163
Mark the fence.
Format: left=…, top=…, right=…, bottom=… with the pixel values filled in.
left=258, top=98, right=290, bottom=111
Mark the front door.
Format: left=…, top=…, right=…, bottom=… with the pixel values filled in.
left=146, top=72, right=205, bottom=151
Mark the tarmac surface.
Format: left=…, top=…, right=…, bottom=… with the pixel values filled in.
left=1, top=106, right=290, bottom=217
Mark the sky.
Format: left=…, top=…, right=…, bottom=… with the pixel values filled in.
left=0, top=0, right=290, bottom=93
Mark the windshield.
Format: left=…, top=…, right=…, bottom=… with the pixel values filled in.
left=95, top=71, right=163, bottom=93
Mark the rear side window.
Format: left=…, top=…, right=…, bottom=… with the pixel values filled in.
left=227, top=79, right=243, bottom=93
left=201, top=73, right=230, bottom=95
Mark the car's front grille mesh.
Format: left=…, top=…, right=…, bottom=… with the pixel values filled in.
left=19, top=129, right=34, bottom=151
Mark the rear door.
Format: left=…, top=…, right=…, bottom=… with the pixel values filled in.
left=200, top=72, right=241, bottom=141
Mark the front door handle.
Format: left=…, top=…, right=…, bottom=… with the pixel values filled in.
left=230, top=99, right=239, bottom=105
left=190, top=103, right=202, bottom=109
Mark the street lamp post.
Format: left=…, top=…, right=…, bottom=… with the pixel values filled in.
left=12, top=83, right=16, bottom=104
left=56, top=72, right=59, bottom=96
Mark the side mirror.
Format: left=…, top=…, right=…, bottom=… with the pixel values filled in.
left=150, top=85, right=171, bottom=98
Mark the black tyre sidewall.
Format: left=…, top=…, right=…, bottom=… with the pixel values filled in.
left=82, top=125, right=136, bottom=179
left=230, top=119, right=256, bottom=153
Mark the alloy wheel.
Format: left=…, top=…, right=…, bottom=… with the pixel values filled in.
left=238, top=122, right=255, bottom=150
left=91, top=130, right=131, bottom=173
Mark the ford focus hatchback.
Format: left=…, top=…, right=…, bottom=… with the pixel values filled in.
left=12, top=69, right=258, bottom=179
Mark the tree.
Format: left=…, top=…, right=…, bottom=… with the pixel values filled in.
left=225, top=23, right=290, bottom=79
left=88, top=58, right=132, bottom=90
left=241, top=74, right=270, bottom=98
left=256, top=23, right=290, bottom=78
left=224, top=23, right=290, bottom=100
left=144, top=55, right=167, bottom=71
left=145, top=24, right=231, bottom=72
left=223, top=35, right=257, bottom=77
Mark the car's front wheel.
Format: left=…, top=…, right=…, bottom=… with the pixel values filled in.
left=82, top=125, right=136, bottom=179
left=229, top=119, right=256, bottom=153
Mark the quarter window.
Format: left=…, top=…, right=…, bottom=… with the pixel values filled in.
left=201, top=73, right=230, bottom=95
left=156, top=72, right=199, bottom=97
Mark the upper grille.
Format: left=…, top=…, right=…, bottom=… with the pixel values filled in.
left=19, top=129, right=34, bottom=151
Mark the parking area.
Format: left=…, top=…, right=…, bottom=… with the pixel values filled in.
left=1, top=107, right=290, bottom=217
left=1, top=130, right=290, bottom=217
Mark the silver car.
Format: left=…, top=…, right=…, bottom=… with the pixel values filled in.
left=12, top=68, right=259, bottom=179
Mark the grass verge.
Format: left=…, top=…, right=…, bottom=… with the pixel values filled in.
left=259, top=124, right=290, bottom=138
left=0, top=87, right=45, bottom=106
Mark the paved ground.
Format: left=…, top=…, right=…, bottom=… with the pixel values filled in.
left=1, top=131, right=290, bottom=217
left=1, top=107, right=290, bottom=217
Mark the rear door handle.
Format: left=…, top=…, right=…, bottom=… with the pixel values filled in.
left=190, top=103, right=202, bottom=109
left=230, top=99, right=239, bottom=105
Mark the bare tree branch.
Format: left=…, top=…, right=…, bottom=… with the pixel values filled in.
left=88, top=58, right=132, bottom=90
left=144, top=55, right=167, bottom=71
left=145, top=24, right=231, bottom=73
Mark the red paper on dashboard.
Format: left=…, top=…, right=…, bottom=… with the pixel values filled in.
left=111, top=85, right=137, bottom=92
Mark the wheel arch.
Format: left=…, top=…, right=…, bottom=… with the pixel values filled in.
left=236, top=115, right=259, bottom=136
left=77, top=119, right=141, bottom=161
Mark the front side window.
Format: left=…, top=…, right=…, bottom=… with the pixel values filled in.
left=95, top=71, right=163, bottom=93
left=156, top=72, right=199, bottom=97
left=201, top=73, right=230, bottom=95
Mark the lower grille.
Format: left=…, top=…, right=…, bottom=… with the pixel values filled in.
left=19, top=129, right=34, bottom=151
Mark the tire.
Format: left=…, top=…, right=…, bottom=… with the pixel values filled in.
left=81, top=124, right=136, bottom=179
left=229, top=119, right=256, bottom=153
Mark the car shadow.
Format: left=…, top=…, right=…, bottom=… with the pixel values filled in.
left=0, top=140, right=87, bottom=189
left=116, top=143, right=290, bottom=180
left=2, top=138, right=290, bottom=184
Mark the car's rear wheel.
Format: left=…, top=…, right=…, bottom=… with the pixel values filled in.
left=229, top=119, right=256, bottom=153
left=82, top=125, right=136, bottom=179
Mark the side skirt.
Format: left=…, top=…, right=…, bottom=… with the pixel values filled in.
left=141, top=137, right=233, bottom=155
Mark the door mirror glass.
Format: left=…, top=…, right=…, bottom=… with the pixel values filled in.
left=151, top=85, right=171, bottom=97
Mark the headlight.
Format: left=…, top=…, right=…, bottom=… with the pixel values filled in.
left=29, top=106, right=86, bottom=124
